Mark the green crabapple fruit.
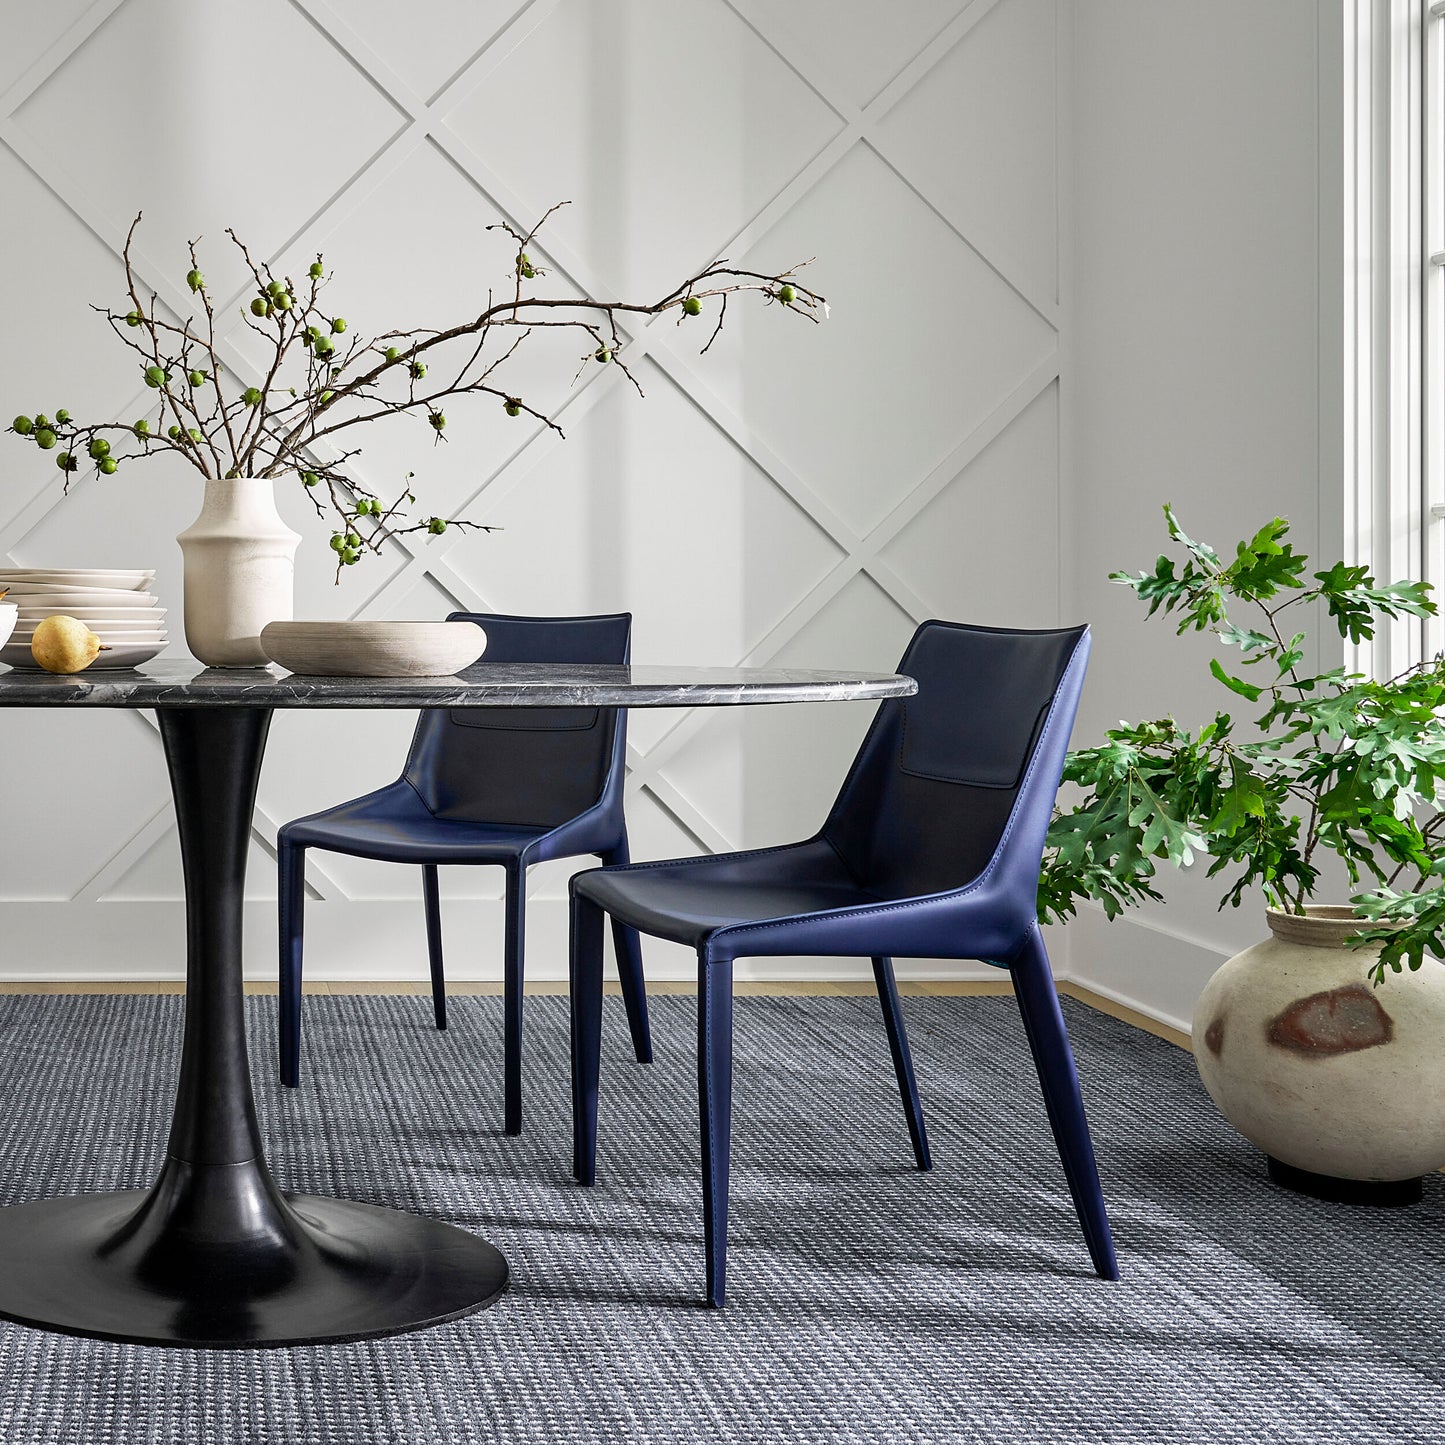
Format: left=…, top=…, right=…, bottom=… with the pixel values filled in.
left=330, top=534, right=345, bottom=552
left=99, top=458, right=118, bottom=475
left=682, top=296, right=702, bottom=316
left=429, top=411, right=445, bottom=430
left=187, top=269, right=204, bottom=292
left=134, top=419, right=151, bottom=437
left=250, top=297, right=270, bottom=317
left=301, top=471, right=318, bottom=487
left=167, top=425, right=182, bottom=440
left=144, top=365, right=166, bottom=388
left=384, top=347, right=401, bottom=362
left=125, top=310, right=143, bottom=327
left=55, top=451, right=70, bottom=469
left=428, top=518, right=447, bottom=535
left=595, top=348, right=611, bottom=363
left=309, top=261, right=324, bottom=279
left=242, top=387, right=263, bottom=406
left=504, top=399, right=521, bottom=417
left=410, top=362, right=426, bottom=379
left=55, top=409, right=70, bottom=424
left=35, top=429, right=56, bottom=449
left=778, top=283, right=796, bottom=304
left=331, top=317, right=347, bottom=334
left=189, top=369, right=208, bottom=387
left=12, top=416, right=32, bottom=435
left=88, top=437, right=110, bottom=459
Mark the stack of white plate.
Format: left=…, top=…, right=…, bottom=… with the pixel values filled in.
left=0, top=569, right=167, bottom=670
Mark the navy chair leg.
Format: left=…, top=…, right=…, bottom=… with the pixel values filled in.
left=502, top=861, right=526, bottom=1136
left=570, top=892, right=605, bottom=1184
left=871, top=957, right=931, bottom=1171
left=422, top=864, right=447, bottom=1032
left=278, top=840, right=305, bottom=1089
left=603, top=839, right=652, bottom=1065
left=698, top=954, right=734, bottom=1309
left=1008, top=925, right=1120, bottom=1280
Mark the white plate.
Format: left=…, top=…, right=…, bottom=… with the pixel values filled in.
left=1, top=639, right=167, bottom=671
left=14, top=608, right=168, bottom=622
left=0, top=583, right=161, bottom=603
left=0, top=569, right=155, bottom=590
left=13, top=619, right=166, bottom=633
left=13, top=630, right=167, bottom=644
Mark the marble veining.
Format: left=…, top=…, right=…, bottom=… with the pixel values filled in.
left=0, top=662, right=917, bottom=710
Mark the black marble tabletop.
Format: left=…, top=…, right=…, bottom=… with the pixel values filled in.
left=0, top=662, right=917, bottom=709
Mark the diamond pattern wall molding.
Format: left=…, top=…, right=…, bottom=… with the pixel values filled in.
left=0, top=0, right=1064, bottom=982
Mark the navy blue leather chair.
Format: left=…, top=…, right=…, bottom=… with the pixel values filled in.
left=569, top=620, right=1116, bottom=1306
left=278, top=611, right=652, bottom=1135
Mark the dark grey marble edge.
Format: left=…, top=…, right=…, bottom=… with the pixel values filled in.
left=0, top=662, right=917, bottom=709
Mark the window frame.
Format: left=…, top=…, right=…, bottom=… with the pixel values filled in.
left=1343, top=0, right=1432, bottom=675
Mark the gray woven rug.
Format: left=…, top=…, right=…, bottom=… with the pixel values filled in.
left=0, top=991, right=1438, bottom=1444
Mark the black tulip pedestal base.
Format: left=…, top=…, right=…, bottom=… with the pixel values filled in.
left=0, top=1171, right=509, bottom=1348
left=0, top=708, right=508, bottom=1348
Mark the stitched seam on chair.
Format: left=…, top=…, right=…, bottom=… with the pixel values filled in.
left=713, top=637, right=1085, bottom=946
left=402, top=772, right=438, bottom=818
left=899, top=699, right=1049, bottom=789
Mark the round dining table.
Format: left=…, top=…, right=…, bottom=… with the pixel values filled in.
left=0, top=660, right=915, bottom=1348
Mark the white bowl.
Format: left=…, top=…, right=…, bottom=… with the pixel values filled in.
left=0, top=603, right=15, bottom=649
left=260, top=621, right=487, bottom=677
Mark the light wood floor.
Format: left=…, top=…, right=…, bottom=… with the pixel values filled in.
left=0, top=978, right=1192, bottom=1051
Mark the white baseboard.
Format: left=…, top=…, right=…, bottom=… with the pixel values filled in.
left=1057, top=906, right=1231, bottom=1038
left=0, top=900, right=1008, bottom=985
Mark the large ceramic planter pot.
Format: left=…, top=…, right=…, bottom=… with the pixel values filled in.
left=1192, top=904, right=1445, bottom=1204
left=176, top=475, right=301, bottom=667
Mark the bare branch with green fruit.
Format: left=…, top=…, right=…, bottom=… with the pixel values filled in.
left=8, top=205, right=825, bottom=580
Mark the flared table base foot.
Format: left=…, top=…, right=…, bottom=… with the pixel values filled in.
left=0, top=1190, right=509, bottom=1348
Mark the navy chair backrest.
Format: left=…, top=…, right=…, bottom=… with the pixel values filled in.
left=403, top=611, right=632, bottom=828
left=821, top=621, right=1090, bottom=899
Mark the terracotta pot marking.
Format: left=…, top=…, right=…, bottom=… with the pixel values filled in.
left=1266, top=983, right=1393, bottom=1057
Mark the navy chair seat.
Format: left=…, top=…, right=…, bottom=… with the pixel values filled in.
left=282, top=782, right=550, bottom=864
left=278, top=611, right=652, bottom=1137
left=568, top=619, right=1119, bottom=1307
left=574, top=840, right=883, bottom=945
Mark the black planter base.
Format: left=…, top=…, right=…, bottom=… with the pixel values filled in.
left=0, top=1166, right=508, bottom=1348
left=1267, top=1155, right=1423, bottom=1208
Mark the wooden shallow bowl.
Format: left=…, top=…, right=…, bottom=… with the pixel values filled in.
left=259, top=620, right=487, bottom=677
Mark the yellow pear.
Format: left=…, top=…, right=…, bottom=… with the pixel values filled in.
left=31, top=615, right=106, bottom=674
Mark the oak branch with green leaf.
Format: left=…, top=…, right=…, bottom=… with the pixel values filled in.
left=6, top=205, right=825, bottom=579
left=1038, top=506, right=1444, bottom=984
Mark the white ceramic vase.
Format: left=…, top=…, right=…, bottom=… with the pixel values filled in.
left=1192, top=905, right=1445, bottom=1187
left=176, top=475, right=301, bottom=668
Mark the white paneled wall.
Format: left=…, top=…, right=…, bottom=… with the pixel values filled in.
left=1065, top=0, right=1342, bottom=1031
left=0, top=0, right=1067, bottom=981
